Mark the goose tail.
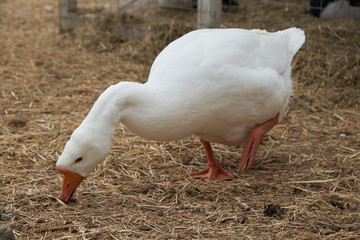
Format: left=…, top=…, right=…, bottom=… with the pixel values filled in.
left=277, top=27, right=306, bottom=59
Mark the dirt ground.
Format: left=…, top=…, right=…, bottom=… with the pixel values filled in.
left=1, top=0, right=359, bottom=239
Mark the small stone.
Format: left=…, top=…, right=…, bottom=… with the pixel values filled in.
left=16, top=189, right=38, bottom=197
left=25, top=189, right=39, bottom=197
left=349, top=224, right=360, bottom=231
left=181, top=158, right=192, bottom=165
left=220, top=218, right=232, bottom=223
left=131, top=51, right=138, bottom=57
left=339, top=131, right=352, bottom=137
left=319, top=228, right=329, bottom=235
left=240, top=202, right=251, bottom=211
left=15, top=191, right=26, bottom=197
left=264, top=204, right=284, bottom=218
left=0, top=224, right=16, bottom=240
left=348, top=203, right=358, bottom=211
left=198, top=208, right=205, bottom=213
left=235, top=216, right=247, bottom=224
left=0, top=213, right=13, bottom=221
left=139, top=225, right=151, bottom=231
left=329, top=195, right=345, bottom=209
left=141, top=184, right=156, bottom=194
left=330, top=223, right=341, bottom=232
left=312, top=228, right=329, bottom=235
left=310, top=183, right=322, bottom=189
left=345, top=169, right=354, bottom=175
left=36, top=218, right=46, bottom=223
left=292, top=187, right=303, bottom=194
left=8, top=119, right=27, bottom=127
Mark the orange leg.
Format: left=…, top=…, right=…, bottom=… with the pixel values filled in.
left=238, top=113, right=279, bottom=172
left=189, top=139, right=233, bottom=181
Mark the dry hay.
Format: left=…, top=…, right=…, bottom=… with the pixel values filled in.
left=0, top=0, right=359, bottom=239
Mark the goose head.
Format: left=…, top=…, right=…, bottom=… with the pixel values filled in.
left=56, top=125, right=112, bottom=203
left=55, top=82, right=142, bottom=203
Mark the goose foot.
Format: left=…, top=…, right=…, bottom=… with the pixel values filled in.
left=238, top=113, right=279, bottom=171
left=189, top=165, right=233, bottom=181
left=189, top=138, right=233, bottom=181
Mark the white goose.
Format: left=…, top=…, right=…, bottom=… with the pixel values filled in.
left=56, top=27, right=305, bottom=203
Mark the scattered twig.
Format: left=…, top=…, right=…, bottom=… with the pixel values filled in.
left=34, top=224, right=74, bottom=232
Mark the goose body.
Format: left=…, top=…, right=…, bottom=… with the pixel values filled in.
left=56, top=27, right=305, bottom=203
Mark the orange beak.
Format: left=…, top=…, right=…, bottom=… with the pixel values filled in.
left=56, top=166, right=85, bottom=203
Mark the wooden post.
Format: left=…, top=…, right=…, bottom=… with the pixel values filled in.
left=197, top=0, right=222, bottom=29
left=67, top=0, right=77, bottom=12
left=59, top=0, right=81, bottom=33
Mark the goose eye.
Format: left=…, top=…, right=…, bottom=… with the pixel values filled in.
left=74, top=157, right=83, bottom=163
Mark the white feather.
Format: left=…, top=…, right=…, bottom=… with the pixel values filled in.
left=56, top=27, right=305, bottom=177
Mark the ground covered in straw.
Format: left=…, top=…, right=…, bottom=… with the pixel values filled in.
left=0, top=0, right=359, bottom=239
